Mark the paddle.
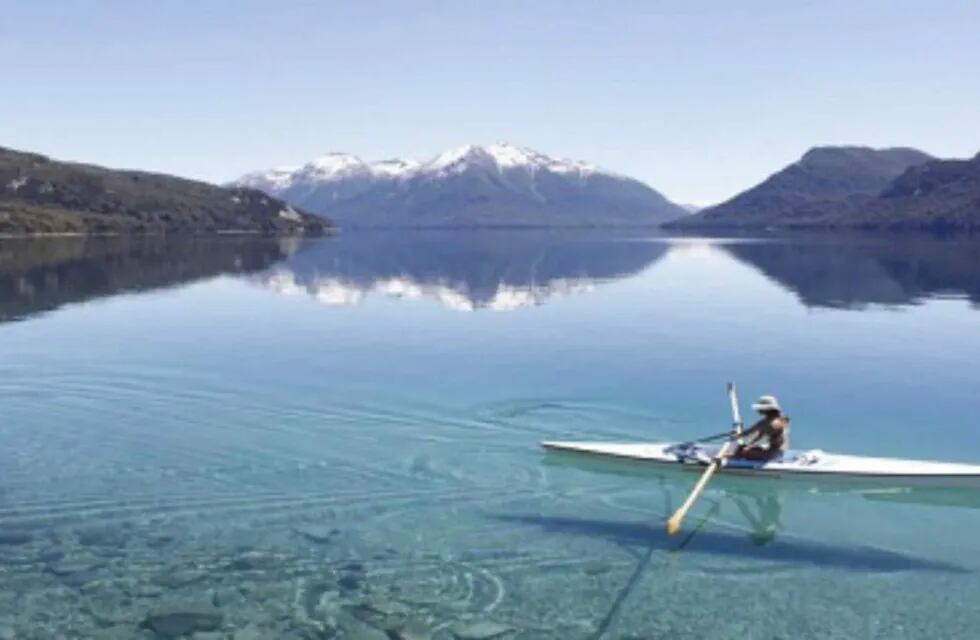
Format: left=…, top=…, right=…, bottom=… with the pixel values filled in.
left=666, top=383, right=743, bottom=536
left=728, top=381, right=745, bottom=440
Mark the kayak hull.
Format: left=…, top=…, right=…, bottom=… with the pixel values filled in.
left=541, top=441, right=980, bottom=489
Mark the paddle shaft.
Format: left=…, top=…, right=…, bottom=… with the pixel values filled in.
left=728, top=382, right=744, bottom=437
left=666, top=437, right=735, bottom=535
left=666, top=383, right=743, bottom=536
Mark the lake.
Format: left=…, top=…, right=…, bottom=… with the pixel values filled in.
left=1, top=231, right=979, bottom=639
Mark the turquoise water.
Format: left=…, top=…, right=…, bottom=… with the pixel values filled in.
left=1, top=232, right=980, bottom=639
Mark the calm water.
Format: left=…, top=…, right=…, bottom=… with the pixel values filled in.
left=1, top=231, right=980, bottom=639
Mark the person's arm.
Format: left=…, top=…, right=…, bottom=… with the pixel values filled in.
left=739, top=420, right=765, bottom=445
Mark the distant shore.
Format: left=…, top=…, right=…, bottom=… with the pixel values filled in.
left=0, top=228, right=334, bottom=240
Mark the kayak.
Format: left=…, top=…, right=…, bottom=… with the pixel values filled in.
left=541, top=440, right=980, bottom=488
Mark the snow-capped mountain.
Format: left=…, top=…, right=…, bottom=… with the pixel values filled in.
left=234, top=143, right=685, bottom=228
left=236, top=152, right=417, bottom=207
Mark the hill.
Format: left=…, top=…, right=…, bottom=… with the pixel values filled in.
left=836, top=153, right=980, bottom=230
left=666, top=146, right=933, bottom=229
left=0, top=146, right=330, bottom=236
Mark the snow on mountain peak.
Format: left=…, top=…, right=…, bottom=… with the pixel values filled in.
left=236, top=143, right=611, bottom=192
left=303, top=153, right=368, bottom=177
left=486, top=142, right=600, bottom=175
left=421, top=142, right=602, bottom=177
left=235, top=166, right=300, bottom=191
left=372, top=158, right=420, bottom=177
left=426, top=144, right=495, bottom=172
left=486, top=142, right=547, bottom=168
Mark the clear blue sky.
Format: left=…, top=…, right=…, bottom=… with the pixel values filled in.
left=2, top=0, right=978, bottom=205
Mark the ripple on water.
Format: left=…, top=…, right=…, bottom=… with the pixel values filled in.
left=1, top=360, right=979, bottom=638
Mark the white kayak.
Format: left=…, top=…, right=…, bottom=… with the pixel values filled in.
left=541, top=440, right=980, bottom=488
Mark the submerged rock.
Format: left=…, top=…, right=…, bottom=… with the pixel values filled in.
left=76, top=524, right=129, bottom=549
left=87, top=599, right=137, bottom=627
left=140, top=606, right=223, bottom=638
left=450, top=621, right=514, bottom=640
left=47, top=559, right=98, bottom=576
left=389, top=619, right=432, bottom=640
left=0, top=530, right=33, bottom=546
left=295, top=525, right=340, bottom=544
left=37, top=547, right=66, bottom=563
left=151, top=568, right=208, bottom=589
left=356, top=597, right=408, bottom=617
left=281, top=619, right=338, bottom=640
left=582, top=560, right=613, bottom=576
left=146, top=534, right=175, bottom=549
left=130, top=584, right=166, bottom=599
left=46, top=557, right=105, bottom=587
left=337, top=615, right=388, bottom=640
left=229, top=550, right=281, bottom=571
left=338, top=574, right=363, bottom=592
left=346, top=597, right=410, bottom=631
left=232, top=623, right=265, bottom=640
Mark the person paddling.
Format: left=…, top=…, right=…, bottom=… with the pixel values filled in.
left=733, top=395, right=789, bottom=460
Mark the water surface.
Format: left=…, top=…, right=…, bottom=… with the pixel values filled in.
left=1, top=231, right=979, bottom=639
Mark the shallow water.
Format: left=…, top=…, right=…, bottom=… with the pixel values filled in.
left=1, top=231, right=979, bottom=639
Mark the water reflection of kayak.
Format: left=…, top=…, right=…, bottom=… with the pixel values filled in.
left=542, top=440, right=980, bottom=494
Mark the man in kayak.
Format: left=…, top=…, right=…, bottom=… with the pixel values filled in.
left=732, top=395, right=789, bottom=460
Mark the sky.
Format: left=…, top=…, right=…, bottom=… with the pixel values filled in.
left=1, top=1, right=978, bottom=205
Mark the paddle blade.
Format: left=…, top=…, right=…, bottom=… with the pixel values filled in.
left=664, top=446, right=731, bottom=537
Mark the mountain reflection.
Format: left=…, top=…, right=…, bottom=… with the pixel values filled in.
left=720, top=235, right=980, bottom=309
left=6, top=232, right=979, bottom=321
left=255, top=231, right=669, bottom=311
left=0, top=236, right=296, bottom=323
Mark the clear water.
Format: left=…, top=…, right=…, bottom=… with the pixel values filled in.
left=1, top=231, right=979, bottom=639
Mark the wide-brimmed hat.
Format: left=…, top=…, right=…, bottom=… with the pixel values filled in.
left=752, top=395, right=781, bottom=412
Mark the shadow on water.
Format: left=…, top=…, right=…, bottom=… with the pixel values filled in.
left=493, top=513, right=968, bottom=574
left=0, top=235, right=298, bottom=323
left=535, top=451, right=980, bottom=574
left=719, top=233, right=980, bottom=309
left=253, top=229, right=669, bottom=311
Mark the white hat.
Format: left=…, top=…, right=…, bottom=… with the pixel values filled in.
left=752, top=395, right=781, bottom=412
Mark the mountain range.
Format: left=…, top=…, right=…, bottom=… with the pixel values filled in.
left=4, top=140, right=980, bottom=236
left=0, top=146, right=329, bottom=236
left=235, top=143, right=686, bottom=228
left=668, top=146, right=980, bottom=231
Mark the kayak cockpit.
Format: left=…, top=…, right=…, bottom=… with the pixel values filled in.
left=665, top=441, right=825, bottom=469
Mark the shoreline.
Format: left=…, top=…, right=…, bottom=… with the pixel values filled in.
left=0, top=228, right=335, bottom=240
